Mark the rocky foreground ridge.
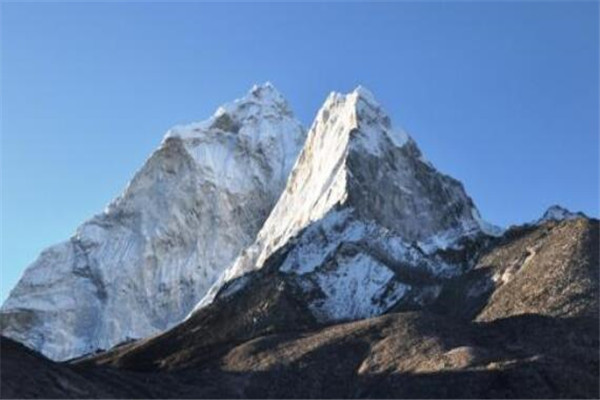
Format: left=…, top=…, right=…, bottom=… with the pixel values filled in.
left=1, top=85, right=597, bottom=399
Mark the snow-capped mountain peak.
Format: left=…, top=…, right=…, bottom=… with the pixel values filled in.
left=166, top=82, right=294, bottom=138
left=194, top=86, right=497, bottom=316
left=227, top=86, right=411, bottom=277
left=314, top=86, right=409, bottom=157
left=250, top=81, right=289, bottom=106
left=1, top=83, right=306, bottom=361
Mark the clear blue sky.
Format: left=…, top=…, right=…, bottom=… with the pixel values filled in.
left=1, top=1, right=598, bottom=302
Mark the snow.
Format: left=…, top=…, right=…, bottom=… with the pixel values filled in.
left=278, top=208, right=459, bottom=280
left=350, top=87, right=409, bottom=155
left=279, top=210, right=363, bottom=274
left=162, top=83, right=304, bottom=195
left=493, top=246, right=538, bottom=285
left=309, top=253, right=409, bottom=321
left=536, top=205, right=586, bottom=224
left=417, top=231, right=460, bottom=255
left=353, top=85, right=379, bottom=106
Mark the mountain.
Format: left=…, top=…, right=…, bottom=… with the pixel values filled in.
left=1, top=85, right=597, bottom=399
left=0, top=83, right=306, bottom=361
left=194, top=86, right=500, bottom=322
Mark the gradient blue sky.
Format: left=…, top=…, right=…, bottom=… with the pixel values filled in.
left=1, top=1, right=598, bottom=301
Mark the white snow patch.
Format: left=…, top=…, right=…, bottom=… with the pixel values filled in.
left=309, top=253, right=409, bottom=321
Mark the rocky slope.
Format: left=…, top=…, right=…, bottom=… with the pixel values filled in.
left=2, top=217, right=597, bottom=399
left=431, top=213, right=599, bottom=322
left=0, top=83, right=306, bottom=361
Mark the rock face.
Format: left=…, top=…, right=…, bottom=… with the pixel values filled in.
left=195, top=87, right=499, bottom=322
left=0, top=83, right=306, bottom=361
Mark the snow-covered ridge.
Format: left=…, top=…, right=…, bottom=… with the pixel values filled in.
left=1, top=83, right=306, bottom=361
left=536, top=205, right=587, bottom=224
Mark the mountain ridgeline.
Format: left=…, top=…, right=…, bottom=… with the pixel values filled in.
left=1, top=84, right=597, bottom=399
